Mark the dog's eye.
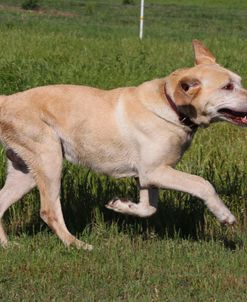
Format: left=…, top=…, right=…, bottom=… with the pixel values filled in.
left=181, top=83, right=190, bottom=92
left=222, top=83, right=234, bottom=91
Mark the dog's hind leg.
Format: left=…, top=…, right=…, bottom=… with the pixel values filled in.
left=106, top=179, right=158, bottom=217
left=31, top=133, right=92, bottom=251
left=0, top=159, right=36, bottom=247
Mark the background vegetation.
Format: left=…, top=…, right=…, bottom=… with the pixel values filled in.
left=0, top=0, right=246, bottom=301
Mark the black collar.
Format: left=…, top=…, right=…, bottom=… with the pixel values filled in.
left=164, top=85, right=198, bottom=132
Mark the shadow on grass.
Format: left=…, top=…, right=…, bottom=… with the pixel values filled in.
left=24, top=199, right=244, bottom=251
left=3, top=167, right=243, bottom=251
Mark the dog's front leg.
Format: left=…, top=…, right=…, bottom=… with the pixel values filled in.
left=140, top=166, right=236, bottom=225
left=106, top=181, right=158, bottom=218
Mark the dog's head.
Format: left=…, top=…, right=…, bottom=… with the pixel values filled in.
left=165, top=40, right=247, bottom=127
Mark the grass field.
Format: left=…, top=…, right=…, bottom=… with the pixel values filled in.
left=0, top=0, right=247, bottom=301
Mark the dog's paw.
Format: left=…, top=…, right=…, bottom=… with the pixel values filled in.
left=105, top=198, right=133, bottom=214
left=106, top=198, right=157, bottom=217
left=73, top=239, right=93, bottom=251
left=0, top=241, right=8, bottom=249
left=1, top=240, right=21, bottom=249
left=218, top=211, right=236, bottom=226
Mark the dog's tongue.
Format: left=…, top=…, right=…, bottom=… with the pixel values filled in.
left=241, top=116, right=247, bottom=124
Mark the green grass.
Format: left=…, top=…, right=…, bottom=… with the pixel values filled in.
left=0, top=229, right=247, bottom=301
left=0, top=0, right=247, bottom=300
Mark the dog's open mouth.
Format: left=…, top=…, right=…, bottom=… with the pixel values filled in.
left=218, top=108, right=247, bottom=126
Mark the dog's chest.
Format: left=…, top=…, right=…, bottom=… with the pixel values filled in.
left=137, top=125, right=194, bottom=168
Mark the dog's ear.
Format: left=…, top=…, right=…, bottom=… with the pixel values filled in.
left=192, top=40, right=216, bottom=65
left=174, top=76, right=201, bottom=106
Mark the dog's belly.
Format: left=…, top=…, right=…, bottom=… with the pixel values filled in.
left=61, top=139, right=137, bottom=178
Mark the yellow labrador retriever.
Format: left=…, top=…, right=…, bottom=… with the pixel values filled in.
left=0, top=40, right=246, bottom=250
